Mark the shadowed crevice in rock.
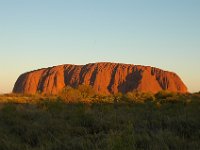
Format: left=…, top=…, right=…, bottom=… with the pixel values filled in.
left=79, top=64, right=89, bottom=85
left=37, top=69, right=51, bottom=93
left=107, top=64, right=119, bottom=94
left=154, top=69, right=172, bottom=90
left=64, top=65, right=79, bottom=88
left=90, top=66, right=98, bottom=86
left=118, top=69, right=142, bottom=93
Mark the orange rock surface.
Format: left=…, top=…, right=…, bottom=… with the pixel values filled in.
left=13, top=62, right=188, bottom=94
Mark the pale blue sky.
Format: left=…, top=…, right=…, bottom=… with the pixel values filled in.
left=0, top=0, right=199, bottom=93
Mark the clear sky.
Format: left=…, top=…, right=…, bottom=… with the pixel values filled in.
left=0, top=0, right=199, bottom=93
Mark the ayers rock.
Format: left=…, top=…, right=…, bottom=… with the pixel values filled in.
left=13, top=62, right=187, bottom=94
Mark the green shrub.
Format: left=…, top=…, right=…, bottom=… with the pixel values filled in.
left=78, top=85, right=96, bottom=99
left=58, top=85, right=96, bottom=102
left=125, top=91, right=155, bottom=103
left=59, top=86, right=82, bottom=102
left=155, top=90, right=177, bottom=100
left=141, top=92, right=156, bottom=102
left=125, top=91, right=142, bottom=102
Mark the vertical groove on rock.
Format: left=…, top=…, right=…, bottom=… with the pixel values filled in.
left=37, top=69, right=51, bottom=93
left=90, top=66, right=98, bottom=86
left=108, top=64, right=119, bottom=94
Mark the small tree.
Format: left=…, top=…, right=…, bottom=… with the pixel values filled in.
left=59, top=86, right=81, bottom=102
left=125, top=90, right=142, bottom=102
left=78, top=85, right=95, bottom=99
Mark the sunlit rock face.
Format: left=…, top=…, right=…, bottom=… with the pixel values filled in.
left=13, top=62, right=188, bottom=94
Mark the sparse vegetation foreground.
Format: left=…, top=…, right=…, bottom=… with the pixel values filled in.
left=0, top=87, right=200, bottom=150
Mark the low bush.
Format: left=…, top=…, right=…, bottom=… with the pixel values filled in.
left=58, top=85, right=96, bottom=102
left=155, top=90, right=177, bottom=100
left=78, top=85, right=96, bottom=99
left=125, top=91, right=155, bottom=103
left=58, top=86, right=82, bottom=102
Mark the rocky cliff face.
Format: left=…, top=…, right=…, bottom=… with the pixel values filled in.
left=13, top=63, right=188, bottom=94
